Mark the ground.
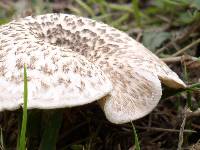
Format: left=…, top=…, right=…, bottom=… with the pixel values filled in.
left=0, top=0, right=200, bottom=150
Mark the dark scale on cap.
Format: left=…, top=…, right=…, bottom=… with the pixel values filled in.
left=41, top=15, right=47, bottom=20
left=41, top=81, right=50, bottom=89
left=62, top=64, right=70, bottom=73
left=64, top=16, right=72, bottom=22
left=97, top=28, right=106, bottom=34
left=56, top=24, right=63, bottom=30
left=42, top=64, right=53, bottom=75
left=97, top=39, right=105, bottom=45
left=15, top=58, right=24, bottom=69
left=77, top=19, right=85, bottom=26
left=55, top=38, right=62, bottom=46
left=81, top=37, right=90, bottom=43
left=58, top=78, right=71, bottom=88
left=0, top=65, right=6, bottom=76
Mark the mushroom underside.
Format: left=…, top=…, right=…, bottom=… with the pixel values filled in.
left=98, top=65, right=186, bottom=124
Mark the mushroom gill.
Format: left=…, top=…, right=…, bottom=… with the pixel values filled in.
left=0, top=13, right=186, bottom=124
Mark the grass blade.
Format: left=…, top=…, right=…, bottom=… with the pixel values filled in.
left=39, top=110, right=63, bottom=150
left=111, top=13, right=129, bottom=28
left=18, top=65, right=28, bottom=150
left=107, top=3, right=133, bottom=12
left=74, top=0, right=95, bottom=17
left=131, top=0, right=141, bottom=27
left=131, top=122, right=140, bottom=150
left=0, top=128, right=5, bottom=150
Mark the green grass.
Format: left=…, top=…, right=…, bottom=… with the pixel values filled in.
left=18, top=65, right=28, bottom=150
left=39, top=110, right=63, bottom=150
left=131, top=0, right=141, bottom=27
left=0, top=128, right=5, bottom=150
left=16, top=65, right=63, bottom=150
left=131, top=122, right=140, bottom=150
left=75, top=0, right=95, bottom=17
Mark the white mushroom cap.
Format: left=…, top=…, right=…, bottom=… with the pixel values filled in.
left=0, top=46, right=113, bottom=110
left=0, top=13, right=185, bottom=124
left=0, top=31, right=113, bottom=110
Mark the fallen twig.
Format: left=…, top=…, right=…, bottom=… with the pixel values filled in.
left=186, top=108, right=200, bottom=119
left=177, top=108, right=187, bottom=150
left=156, top=22, right=200, bottom=55
left=172, top=39, right=200, bottom=57
left=122, top=126, right=196, bottom=133
left=161, top=55, right=198, bottom=63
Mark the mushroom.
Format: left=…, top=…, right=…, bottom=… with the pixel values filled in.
left=0, top=13, right=186, bottom=124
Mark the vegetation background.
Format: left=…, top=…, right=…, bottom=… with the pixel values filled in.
left=0, top=0, right=200, bottom=149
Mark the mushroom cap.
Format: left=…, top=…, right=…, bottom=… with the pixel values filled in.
left=0, top=13, right=185, bottom=123
left=0, top=46, right=113, bottom=110
left=0, top=27, right=113, bottom=111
